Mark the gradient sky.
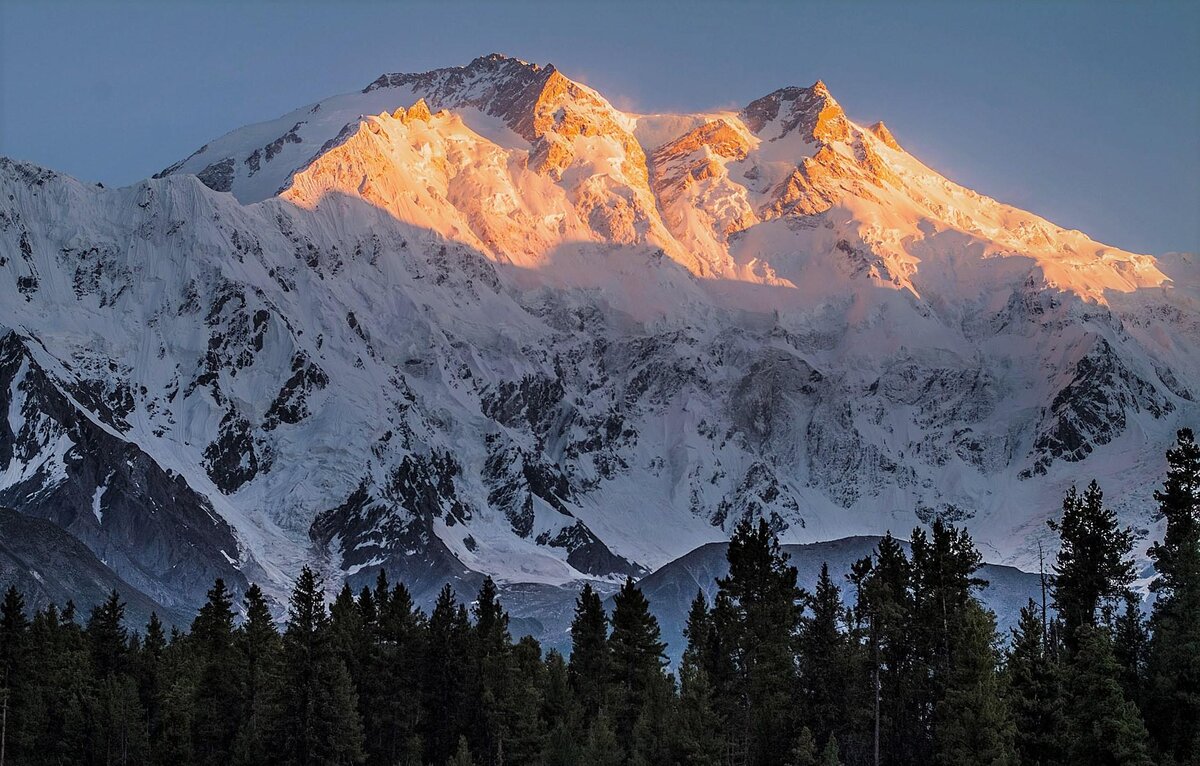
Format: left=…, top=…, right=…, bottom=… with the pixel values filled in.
left=2, top=1, right=1197, bottom=255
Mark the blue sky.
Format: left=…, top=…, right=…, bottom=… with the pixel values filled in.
left=2, top=1, right=1196, bottom=254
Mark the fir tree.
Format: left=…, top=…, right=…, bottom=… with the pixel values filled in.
left=1049, top=481, right=1137, bottom=645
left=608, top=577, right=669, bottom=763
left=271, top=566, right=365, bottom=766
left=233, top=584, right=280, bottom=766
left=0, top=586, right=30, bottom=765
left=711, top=518, right=802, bottom=766
left=568, top=583, right=610, bottom=721
left=1005, top=600, right=1066, bottom=766
left=1063, top=626, right=1153, bottom=766
left=932, top=600, right=1016, bottom=766
left=1145, top=428, right=1200, bottom=763
left=191, top=578, right=242, bottom=766
left=425, top=584, right=472, bottom=765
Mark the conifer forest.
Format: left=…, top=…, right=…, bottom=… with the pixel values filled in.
left=0, top=431, right=1197, bottom=766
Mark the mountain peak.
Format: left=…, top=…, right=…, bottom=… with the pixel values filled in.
left=741, top=81, right=849, bottom=144
left=869, top=120, right=901, bottom=150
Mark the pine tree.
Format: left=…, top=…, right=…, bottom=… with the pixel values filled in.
left=191, top=579, right=242, bottom=766
left=568, top=583, right=610, bottom=721
left=797, top=563, right=859, bottom=754
left=849, top=533, right=913, bottom=766
left=1144, top=428, right=1200, bottom=763
left=786, top=727, right=818, bottom=766
left=271, top=566, right=365, bottom=766
left=424, top=584, right=472, bottom=765
left=907, top=520, right=989, bottom=761
left=711, top=518, right=802, bottom=766
left=232, top=584, right=280, bottom=766
left=1005, top=600, right=1066, bottom=766
left=674, top=591, right=722, bottom=765
left=1063, top=626, right=1153, bottom=766
left=88, top=589, right=130, bottom=678
left=578, top=712, right=623, bottom=766
left=1049, top=481, right=1137, bottom=645
left=371, top=579, right=424, bottom=765
left=506, top=636, right=548, bottom=765
left=1112, top=592, right=1148, bottom=708
left=0, top=586, right=30, bottom=765
left=469, top=577, right=514, bottom=766
left=608, top=577, right=669, bottom=763
left=932, top=600, right=1016, bottom=765
left=135, top=612, right=168, bottom=751
left=819, top=738, right=842, bottom=766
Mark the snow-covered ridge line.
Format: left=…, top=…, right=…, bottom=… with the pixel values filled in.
left=0, top=54, right=1195, bottom=619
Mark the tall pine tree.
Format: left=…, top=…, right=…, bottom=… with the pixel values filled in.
left=1005, top=600, right=1066, bottom=766
left=1049, top=481, right=1136, bottom=644
left=711, top=518, right=802, bottom=766
left=1144, top=428, right=1200, bottom=763
left=271, top=567, right=364, bottom=766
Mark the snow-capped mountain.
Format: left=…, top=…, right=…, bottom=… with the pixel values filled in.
left=1, top=54, right=1195, bottom=614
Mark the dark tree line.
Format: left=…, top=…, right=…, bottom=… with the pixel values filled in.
left=0, top=428, right=1197, bottom=766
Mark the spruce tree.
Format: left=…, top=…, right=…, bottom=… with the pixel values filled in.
left=1145, top=428, right=1200, bottom=763
left=191, top=578, right=242, bottom=766
left=271, top=566, right=365, bottom=766
left=425, top=584, right=472, bottom=765
left=1063, top=626, right=1153, bottom=766
left=932, top=600, right=1016, bottom=765
left=1005, top=600, right=1066, bottom=766
left=674, top=592, right=722, bottom=765
left=233, top=583, right=280, bottom=766
left=0, top=586, right=30, bottom=765
left=711, top=518, right=802, bottom=766
left=608, top=577, right=669, bottom=762
left=1049, top=481, right=1137, bottom=645
left=568, top=583, right=610, bottom=721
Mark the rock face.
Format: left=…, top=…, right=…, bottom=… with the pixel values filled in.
left=1, top=55, right=1197, bottom=618
left=0, top=507, right=187, bottom=628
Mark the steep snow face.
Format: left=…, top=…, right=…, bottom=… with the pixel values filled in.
left=2, top=55, right=1197, bottom=611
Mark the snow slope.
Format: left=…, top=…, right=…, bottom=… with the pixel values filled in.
left=1, top=54, right=1196, bottom=613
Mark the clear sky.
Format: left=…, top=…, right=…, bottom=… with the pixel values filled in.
left=2, top=1, right=1197, bottom=254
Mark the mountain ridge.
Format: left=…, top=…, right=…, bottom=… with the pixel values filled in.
left=0, top=54, right=1195, bottom=618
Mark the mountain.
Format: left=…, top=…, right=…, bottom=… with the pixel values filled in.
left=0, top=54, right=1195, bottom=618
left=0, top=507, right=188, bottom=629
left=629, top=536, right=1046, bottom=666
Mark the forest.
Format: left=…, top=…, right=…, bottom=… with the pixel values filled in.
left=0, top=429, right=1196, bottom=766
